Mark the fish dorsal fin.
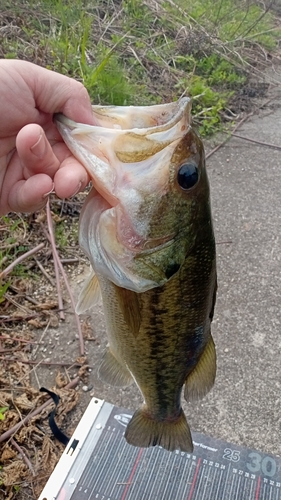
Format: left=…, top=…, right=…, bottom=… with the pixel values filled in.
left=98, top=348, right=133, bottom=387
left=114, top=286, right=141, bottom=335
left=184, top=334, right=216, bottom=402
left=76, top=270, right=101, bottom=314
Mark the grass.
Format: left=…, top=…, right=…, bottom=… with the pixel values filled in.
left=0, top=0, right=280, bottom=135
left=0, top=0, right=280, bottom=136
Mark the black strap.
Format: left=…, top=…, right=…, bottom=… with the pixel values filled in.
left=40, top=387, right=70, bottom=446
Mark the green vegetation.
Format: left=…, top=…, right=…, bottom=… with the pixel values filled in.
left=0, top=215, right=30, bottom=277
left=0, top=407, right=9, bottom=421
left=54, top=218, right=78, bottom=249
left=0, top=0, right=279, bottom=136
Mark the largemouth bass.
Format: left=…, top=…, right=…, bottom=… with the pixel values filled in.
left=55, top=98, right=217, bottom=452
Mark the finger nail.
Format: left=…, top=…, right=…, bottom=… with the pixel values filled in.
left=42, top=183, right=55, bottom=199
left=71, top=182, right=82, bottom=197
left=31, top=132, right=46, bottom=158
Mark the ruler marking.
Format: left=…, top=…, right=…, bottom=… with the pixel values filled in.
left=214, top=467, right=224, bottom=500
left=201, top=464, right=212, bottom=499
left=228, top=468, right=236, bottom=499
left=255, top=476, right=261, bottom=500
left=210, top=466, right=222, bottom=500
left=242, top=475, right=253, bottom=500
left=187, top=458, right=202, bottom=500
left=135, top=448, right=160, bottom=500
left=247, top=477, right=254, bottom=500
left=194, top=462, right=208, bottom=500
left=147, top=450, right=170, bottom=500
left=82, top=429, right=113, bottom=490
left=126, top=447, right=150, bottom=500
left=109, top=437, right=139, bottom=496
left=175, top=454, right=193, bottom=498
left=120, top=448, right=143, bottom=500
left=88, top=432, right=115, bottom=491
left=171, top=454, right=189, bottom=498
left=102, top=430, right=125, bottom=495
left=234, top=474, right=242, bottom=500
left=204, top=464, right=217, bottom=500
left=160, top=452, right=178, bottom=498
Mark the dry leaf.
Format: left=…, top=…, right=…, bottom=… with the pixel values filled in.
left=1, top=445, right=17, bottom=462
left=76, top=355, right=87, bottom=365
left=55, top=372, right=68, bottom=388
left=1, top=460, right=28, bottom=486
left=0, top=410, right=20, bottom=433
left=34, top=210, right=46, bottom=223
left=28, top=319, right=44, bottom=328
left=14, top=394, right=34, bottom=411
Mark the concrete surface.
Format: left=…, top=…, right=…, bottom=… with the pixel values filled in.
left=198, top=97, right=281, bottom=456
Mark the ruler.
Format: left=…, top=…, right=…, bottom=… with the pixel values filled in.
left=39, top=398, right=281, bottom=500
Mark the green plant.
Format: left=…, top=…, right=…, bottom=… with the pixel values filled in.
left=0, top=282, right=10, bottom=303
left=0, top=407, right=9, bottom=421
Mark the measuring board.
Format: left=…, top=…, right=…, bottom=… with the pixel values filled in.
left=39, top=398, right=281, bottom=500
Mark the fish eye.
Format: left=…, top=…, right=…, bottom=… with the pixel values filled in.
left=177, top=162, right=199, bottom=190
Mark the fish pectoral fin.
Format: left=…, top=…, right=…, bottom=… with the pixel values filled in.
left=76, top=270, right=101, bottom=314
left=114, top=286, right=141, bottom=335
left=98, top=348, right=133, bottom=387
left=125, top=408, right=193, bottom=452
left=184, top=334, right=216, bottom=402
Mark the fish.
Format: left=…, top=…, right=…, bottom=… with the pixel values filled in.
left=55, top=98, right=217, bottom=453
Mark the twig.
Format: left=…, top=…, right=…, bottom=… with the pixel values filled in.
left=2, top=358, right=88, bottom=367
left=0, top=376, right=80, bottom=444
left=0, top=243, right=45, bottom=279
left=57, top=258, right=79, bottom=264
left=31, top=318, right=51, bottom=360
left=0, top=348, right=18, bottom=354
left=45, top=200, right=85, bottom=356
left=0, top=314, right=39, bottom=323
left=11, top=438, right=36, bottom=476
left=0, top=241, right=20, bottom=251
left=229, top=132, right=281, bottom=151
left=44, top=205, right=65, bottom=320
left=34, top=258, right=55, bottom=286
left=4, top=293, right=33, bottom=315
left=0, top=336, right=42, bottom=344
left=206, top=112, right=254, bottom=160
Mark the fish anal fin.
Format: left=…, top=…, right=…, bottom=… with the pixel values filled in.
left=125, top=408, right=193, bottom=452
left=76, top=270, right=101, bottom=314
left=184, top=335, right=216, bottom=402
left=114, top=286, right=141, bottom=335
left=98, top=348, right=133, bottom=387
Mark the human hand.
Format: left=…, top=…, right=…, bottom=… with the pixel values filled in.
left=0, top=59, right=95, bottom=216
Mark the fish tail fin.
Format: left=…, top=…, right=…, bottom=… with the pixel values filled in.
left=184, top=334, right=216, bottom=402
left=124, top=408, right=193, bottom=452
